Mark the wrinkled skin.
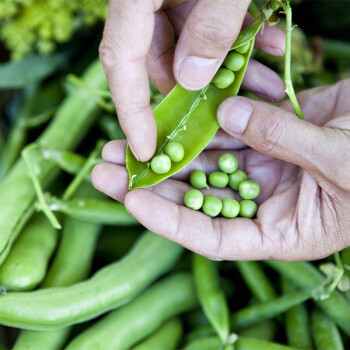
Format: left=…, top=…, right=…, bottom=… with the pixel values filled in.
left=93, top=79, right=350, bottom=261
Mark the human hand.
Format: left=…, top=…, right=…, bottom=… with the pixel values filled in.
left=99, top=0, right=286, bottom=162
left=92, top=79, right=350, bottom=261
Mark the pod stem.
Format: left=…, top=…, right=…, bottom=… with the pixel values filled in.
left=282, top=0, right=304, bottom=119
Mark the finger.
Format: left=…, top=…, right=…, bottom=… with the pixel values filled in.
left=173, top=0, right=251, bottom=90
left=124, top=189, right=288, bottom=260
left=99, top=0, right=163, bottom=161
left=147, top=11, right=176, bottom=95
left=241, top=59, right=286, bottom=102
left=217, top=95, right=350, bottom=191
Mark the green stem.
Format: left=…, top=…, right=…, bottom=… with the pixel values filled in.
left=283, top=0, right=304, bottom=119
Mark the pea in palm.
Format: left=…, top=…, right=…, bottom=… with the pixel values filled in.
left=93, top=79, right=350, bottom=261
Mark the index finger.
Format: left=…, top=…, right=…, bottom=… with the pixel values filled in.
left=99, top=0, right=163, bottom=161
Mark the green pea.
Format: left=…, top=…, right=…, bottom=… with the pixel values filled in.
left=223, top=52, right=245, bottom=72
left=151, top=154, right=171, bottom=174
left=228, top=170, right=248, bottom=191
left=164, top=142, right=184, bottom=162
left=235, top=42, right=250, bottom=54
left=190, top=171, right=209, bottom=190
left=239, top=180, right=261, bottom=200
left=184, top=189, right=204, bottom=211
left=212, top=69, right=235, bottom=89
left=209, top=172, right=229, bottom=188
left=221, top=199, right=240, bottom=218
left=202, top=196, right=222, bottom=217
left=218, top=153, right=238, bottom=174
left=239, top=200, right=257, bottom=218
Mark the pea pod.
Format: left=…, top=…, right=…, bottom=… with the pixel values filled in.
left=47, top=196, right=138, bottom=226
left=235, top=261, right=276, bottom=303
left=13, top=183, right=103, bottom=350
left=311, top=309, right=344, bottom=350
left=0, top=213, right=58, bottom=291
left=0, top=231, right=183, bottom=330
left=132, top=318, right=183, bottom=350
left=231, top=289, right=313, bottom=330
left=0, top=60, right=107, bottom=263
left=183, top=336, right=300, bottom=350
left=238, top=319, right=276, bottom=342
left=126, top=19, right=263, bottom=189
left=65, top=273, right=197, bottom=350
left=265, top=260, right=350, bottom=335
left=282, top=279, right=312, bottom=349
left=193, top=254, right=230, bottom=344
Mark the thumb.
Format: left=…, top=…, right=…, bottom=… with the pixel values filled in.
left=217, top=97, right=349, bottom=190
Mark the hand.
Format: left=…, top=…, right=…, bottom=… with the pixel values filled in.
left=99, top=0, right=286, bottom=162
left=92, top=79, right=350, bottom=261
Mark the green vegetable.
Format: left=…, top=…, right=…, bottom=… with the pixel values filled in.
left=235, top=261, right=276, bottom=303
left=265, top=260, right=350, bottom=335
left=224, top=52, right=245, bottom=72
left=238, top=320, right=276, bottom=342
left=184, top=190, right=204, bottom=211
left=190, top=171, right=209, bottom=190
left=282, top=280, right=312, bottom=350
left=0, top=232, right=183, bottom=330
left=164, top=142, right=185, bottom=162
left=218, top=153, right=239, bottom=174
left=311, top=309, right=344, bottom=350
left=193, top=254, right=230, bottom=344
left=65, top=273, right=197, bottom=350
left=202, top=196, right=223, bottom=217
left=151, top=154, right=171, bottom=174
left=229, top=170, right=248, bottom=191
left=221, top=199, right=240, bottom=218
left=239, top=180, right=261, bottom=200
left=126, top=19, right=263, bottom=189
left=132, top=318, right=183, bottom=350
left=235, top=42, right=250, bottom=54
left=239, top=200, right=257, bottom=218
left=212, top=68, right=235, bottom=89
left=0, top=214, right=58, bottom=292
left=0, top=60, right=107, bottom=265
left=208, top=172, right=229, bottom=188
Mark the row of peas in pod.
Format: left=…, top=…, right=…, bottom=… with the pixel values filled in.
left=212, top=42, right=250, bottom=89
left=150, top=142, right=185, bottom=174
left=184, top=153, right=260, bottom=218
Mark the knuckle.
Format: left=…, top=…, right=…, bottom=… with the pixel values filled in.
left=189, top=20, right=234, bottom=51
left=259, top=115, right=284, bottom=154
left=99, top=39, right=119, bottom=73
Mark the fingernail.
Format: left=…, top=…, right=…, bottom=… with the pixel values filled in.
left=176, top=56, right=219, bottom=90
left=218, top=98, right=253, bottom=134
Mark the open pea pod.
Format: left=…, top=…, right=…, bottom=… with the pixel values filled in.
left=126, top=17, right=264, bottom=189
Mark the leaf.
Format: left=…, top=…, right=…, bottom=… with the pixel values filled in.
left=126, top=24, right=263, bottom=189
left=0, top=52, right=68, bottom=89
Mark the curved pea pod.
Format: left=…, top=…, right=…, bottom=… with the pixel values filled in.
left=265, top=260, right=350, bottom=335
left=132, top=318, right=183, bottom=350
left=13, top=183, right=103, bottom=350
left=183, top=336, right=300, bottom=350
left=282, top=279, right=312, bottom=349
left=0, top=213, right=58, bottom=292
left=0, top=231, right=183, bottom=330
left=311, top=309, right=344, bottom=350
left=65, top=273, right=197, bottom=350
left=193, top=254, right=230, bottom=344
left=126, top=20, right=264, bottom=189
left=47, top=196, right=138, bottom=226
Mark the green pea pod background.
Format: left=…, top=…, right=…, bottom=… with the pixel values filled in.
left=126, top=17, right=264, bottom=189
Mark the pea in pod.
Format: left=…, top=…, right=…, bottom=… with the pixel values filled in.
left=126, top=17, right=264, bottom=189
left=65, top=273, right=197, bottom=349
left=0, top=214, right=58, bottom=292
left=193, top=254, right=230, bottom=344
left=132, top=318, right=183, bottom=350
left=0, top=232, right=183, bottom=330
